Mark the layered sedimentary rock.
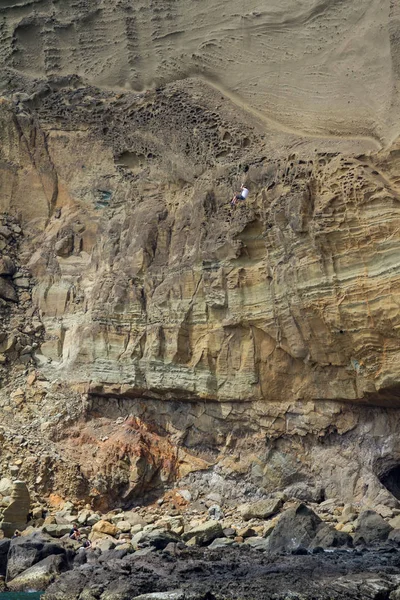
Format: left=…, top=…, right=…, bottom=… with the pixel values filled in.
left=0, top=0, right=399, bottom=145
left=2, top=88, right=400, bottom=407
left=1, top=481, right=30, bottom=538
left=1, top=1, right=400, bottom=510
left=0, top=82, right=400, bottom=509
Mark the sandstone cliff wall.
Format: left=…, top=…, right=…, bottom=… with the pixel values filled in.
left=1, top=80, right=400, bottom=509
left=0, top=0, right=399, bottom=145
left=1, top=0, right=400, bottom=510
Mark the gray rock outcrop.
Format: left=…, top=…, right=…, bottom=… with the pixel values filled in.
left=7, top=554, right=66, bottom=592
left=7, top=533, right=67, bottom=581
left=353, top=510, right=393, bottom=546
left=267, top=504, right=323, bottom=552
left=1, top=481, right=30, bottom=538
left=182, top=521, right=223, bottom=546
left=239, top=498, right=284, bottom=521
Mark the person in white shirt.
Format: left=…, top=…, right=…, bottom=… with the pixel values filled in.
left=231, top=184, right=249, bottom=206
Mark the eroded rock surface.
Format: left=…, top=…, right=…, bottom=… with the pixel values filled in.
left=42, top=544, right=400, bottom=600
left=0, top=0, right=399, bottom=147
left=0, top=0, right=400, bottom=515
left=1, top=481, right=30, bottom=538
left=0, top=75, right=400, bottom=507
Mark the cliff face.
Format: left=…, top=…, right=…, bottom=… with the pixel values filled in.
left=3, top=86, right=400, bottom=407
left=1, top=1, right=400, bottom=511
left=1, top=0, right=399, bottom=145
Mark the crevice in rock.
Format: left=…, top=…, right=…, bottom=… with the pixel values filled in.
left=379, top=465, right=400, bottom=500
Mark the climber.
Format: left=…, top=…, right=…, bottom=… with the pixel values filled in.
left=82, top=538, right=92, bottom=550
left=231, top=184, right=249, bottom=206
left=69, top=523, right=81, bottom=540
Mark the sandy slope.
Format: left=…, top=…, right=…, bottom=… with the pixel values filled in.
left=0, top=0, right=399, bottom=148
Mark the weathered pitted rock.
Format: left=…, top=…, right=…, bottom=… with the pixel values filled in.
left=1, top=57, right=400, bottom=509
left=0, top=0, right=399, bottom=147
left=1, top=481, right=30, bottom=538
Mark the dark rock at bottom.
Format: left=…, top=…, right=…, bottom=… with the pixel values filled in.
left=43, top=544, right=400, bottom=600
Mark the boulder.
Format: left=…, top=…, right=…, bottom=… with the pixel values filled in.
left=267, top=503, right=322, bottom=552
left=77, top=509, right=91, bottom=526
left=389, top=529, right=400, bottom=545
left=131, top=524, right=143, bottom=535
left=309, top=524, right=352, bottom=549
left=86, top=513, right=101, bottom=527
left=244, top=537, right=272, bottom=550
left=132, top=531, right=145, bottom=549
left=239, top=497, right=283, bottom=521
left=98, top=548, right=128, bottom=562
left=43, top=524, right=72, bottom=538
left=337, top=504, right=358, bottom=524
left=55, top=502, right=77, bottom=519
left=177, top=490, right=192, bottom=502
left=93, top=539, right=115, bottom=553
left=208, top=505, right=224, bottom=521
left=92, top=520, right=118, bottom=537
left=0, top=278, right=17, bottom=302
left=114, top=543, right=132, bottom=553
left=208, top=537, right=234, bottom=549
left=140, top=529, right=181, bottom=550
left=7, top=554, right=66, bottom=591
left=0, top=478, right=9, bottom=495
left=0, top=539, right=10, bottom=577
left=0, top=226, right=12, bottom=239
left=1, top=481, right=30, bottom=537
left=353, top=510, right=393, bottom=546
left=55, top=514, right=76, bottom=525
left=182, top=520, right=223, bottom=546
left=121, top=511, right=146, bottom=527
left=283, top=483, right=324, bottom=503
left=166, top=518, right=184, bottom=536
left=237, top=526, right=257, bottom=539
left=389, top=515, right=400, bottom=529
left=116, top=520, right=132, bottom=533
left=13, top=278, right=30, bottom=289
left=223, top=528, right=236, bottom=538
left=55, top=235, right=74, bottom=258
left=6, top=533, right=67, bottom=580
left=263, top=517, right=279, bottom=538
left=0, top=257, right=15, bottom=276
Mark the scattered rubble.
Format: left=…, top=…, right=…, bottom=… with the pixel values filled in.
left=0, top=477, right=397, bottom=598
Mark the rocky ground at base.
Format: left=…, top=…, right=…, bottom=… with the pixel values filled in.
left=43, top=545, right=400, bottom=600
left=2, top=483, right=400, bottom=599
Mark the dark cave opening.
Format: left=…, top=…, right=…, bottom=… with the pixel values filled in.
left=379, top=465, right=400, bottom=500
